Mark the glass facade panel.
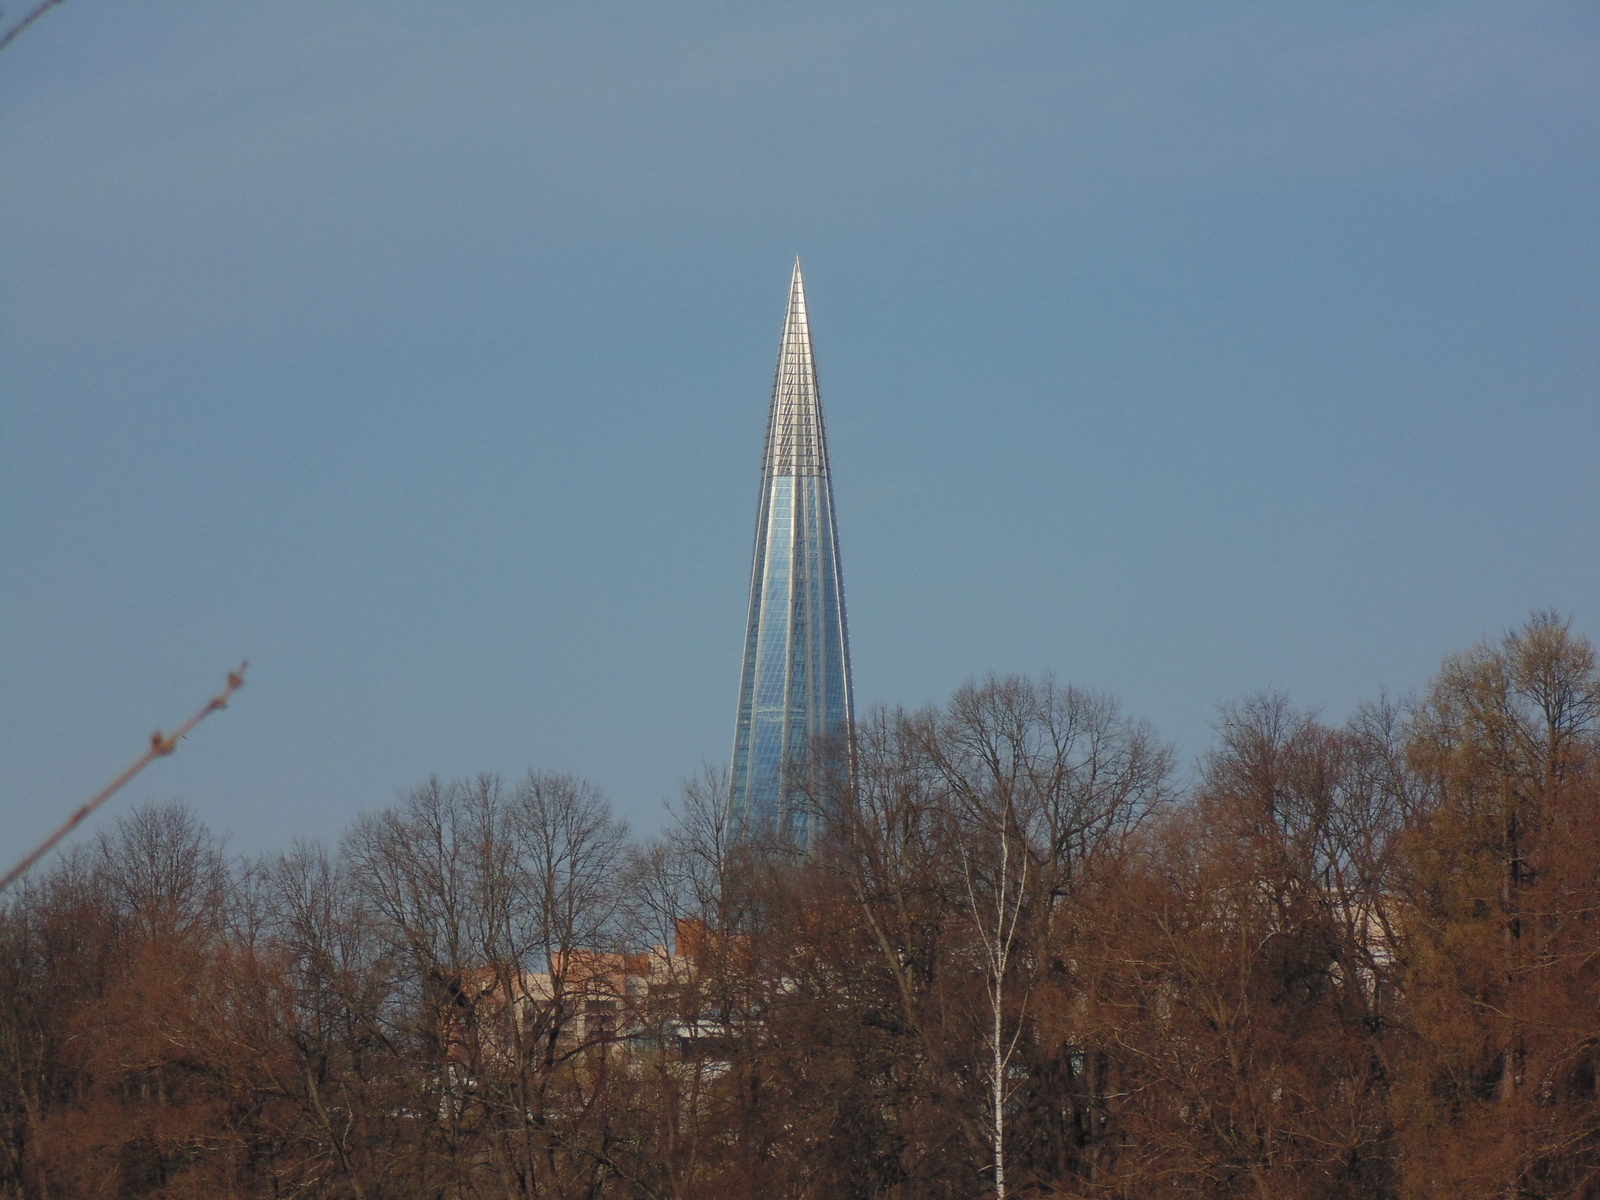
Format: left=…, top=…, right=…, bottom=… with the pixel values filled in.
left=728, top=262, right=854, bottom=849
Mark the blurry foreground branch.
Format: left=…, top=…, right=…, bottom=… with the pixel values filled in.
left=0, top=0, right=65, bottom=54
left=0, top=662, right=246, bottom=894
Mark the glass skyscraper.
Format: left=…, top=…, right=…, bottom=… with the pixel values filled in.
left=727, top=260, right=855, bottom=847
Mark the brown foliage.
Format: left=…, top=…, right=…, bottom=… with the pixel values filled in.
left=1394, top=614, right=1600, bottom=1199
left=4, top=620, right=1598, bottom=1200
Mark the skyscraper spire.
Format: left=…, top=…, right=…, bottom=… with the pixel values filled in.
left=728, top=260, right=855, bottom=847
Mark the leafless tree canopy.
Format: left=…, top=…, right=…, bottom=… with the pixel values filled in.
left=4, top=626, right=1600, bottom=1199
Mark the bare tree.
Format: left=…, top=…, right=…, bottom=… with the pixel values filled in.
left=344, top=771, right=631, bottom=1197
left=928, top=675, right=1172, bottom=1194
left=960, top=799, right=1028, bottom=1200
left=95, top=800, right=230, bottom=943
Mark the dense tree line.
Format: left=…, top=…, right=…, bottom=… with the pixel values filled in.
left=3, top=613, right=1598, bottom=1199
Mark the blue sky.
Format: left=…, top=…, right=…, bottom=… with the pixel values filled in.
left=3, top=2, right=1597, bottom=858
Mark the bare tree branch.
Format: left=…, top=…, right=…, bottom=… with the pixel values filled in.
left=0, top=0, right=65, bottom=55
left=0, top=662, right=246, bottom=893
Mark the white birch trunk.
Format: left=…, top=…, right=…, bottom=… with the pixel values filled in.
left=964, top=814, right=1026, bottom=1200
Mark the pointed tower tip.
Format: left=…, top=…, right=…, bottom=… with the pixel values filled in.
left=765, top=257, right=823, bottom=478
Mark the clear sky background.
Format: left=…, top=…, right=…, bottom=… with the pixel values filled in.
left=2, top=2, right=1597, bottom=860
